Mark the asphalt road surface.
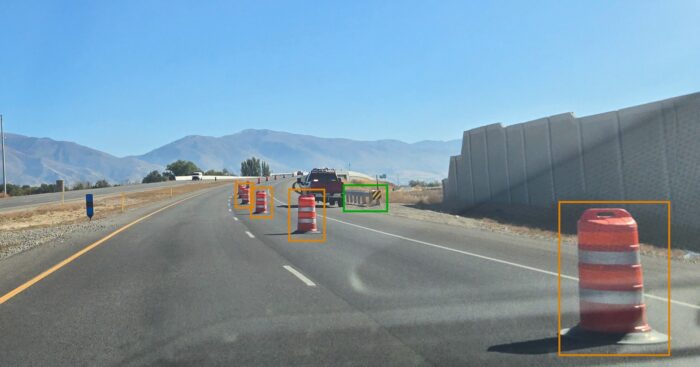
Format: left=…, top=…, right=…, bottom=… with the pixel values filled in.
left=0, top=178, right=698, bottom=366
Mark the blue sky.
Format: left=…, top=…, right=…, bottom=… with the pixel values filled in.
left=1, top=0, right=699, bottom=157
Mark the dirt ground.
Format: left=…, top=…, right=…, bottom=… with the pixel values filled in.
left=0, top=181, right=227, bottom=231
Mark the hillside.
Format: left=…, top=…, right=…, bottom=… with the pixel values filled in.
left=136, top=129, right=460, bottom=182
left=3, top=129, right=460, bottom=185
left=2, top=134, right=160, bottom=186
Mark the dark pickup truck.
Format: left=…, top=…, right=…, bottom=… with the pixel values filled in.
left=296, top=168, right=344, bottom=207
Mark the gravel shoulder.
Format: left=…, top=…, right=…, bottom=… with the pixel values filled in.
left=0, top=183, right=227, bottom=262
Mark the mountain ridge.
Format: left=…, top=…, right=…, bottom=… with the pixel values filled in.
left=4, top=129, right=459, bottom=185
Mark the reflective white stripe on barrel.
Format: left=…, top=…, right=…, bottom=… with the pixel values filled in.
left=580, top=288, right=644, bottom=305
left=578, top=249, right=640, bottom=265
left=299, top=218, right=315, bottom=224
left=299, top=207, right=314, bottom=212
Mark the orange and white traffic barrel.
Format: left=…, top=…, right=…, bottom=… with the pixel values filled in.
left=257, top=177, right=261, bottom=184
left=297, top=194, right=319, bottom=232
left=254, top=190, right=268, bottom=214
left=561, top=208, right=667, bottom=344
left=240, top=186, right=250, bottom=205
left=237, top=184, right=244, bottom=198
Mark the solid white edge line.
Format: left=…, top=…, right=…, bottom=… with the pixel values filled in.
left=283, top=265, right=317, bottom=287
left=245, top=231, right=255, bottom=238
left=326, top=214, right=578, bottom=280
left=273, top=195, right=698, bottom=310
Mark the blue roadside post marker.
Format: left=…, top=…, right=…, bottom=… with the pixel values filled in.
left=86, top=194, right=94, bottom=220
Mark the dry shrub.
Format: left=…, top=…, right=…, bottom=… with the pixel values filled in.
left=390, top=188, right=442, bottom=205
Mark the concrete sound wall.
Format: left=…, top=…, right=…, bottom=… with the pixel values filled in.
left=505, top=123, right=528, bottom=205
left=444, top=92, right=700, bottom=248
left=469, top=127, right=491, bottom=205
left=486, top=124, right=510, bottom=204
left=523, top=118, right=555, bottom=206
left=549, top=113, right=585, bottom=201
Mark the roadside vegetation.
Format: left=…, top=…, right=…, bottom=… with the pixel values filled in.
left=1, top=179, right=114, bottom=198
left=240, top=157, right=271, bottom=176
left=0, top=160, right=236, bottom=197
left=390, top=187, right=442, bottom=205
left=407, top=180, right=441, bottom=188
left=142, top=160, right=235, bottom=183
left=343, top=176, right=442, bottom=205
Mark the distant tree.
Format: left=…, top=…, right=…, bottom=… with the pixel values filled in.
left=379, top=173, right=387, bottom=179
left=240, top=157, right=263, bottom=176
left=5, top=184, right=23, bottom=196
left=162, top=170, right=175, bottom=181
left=408, top=180, right=440, bottom=188
left=72, top=182, right=87, bottom=191
left=93, top=179, right=111, bottom=188
left=261, top=161, right=271, bottom=176
left=142, top=170, right=166, bottom=183
left=204, top=169, right=230, bottom=176
left=3, top=183, right=59, bottom=196
left=166, top=160, right=201, bottom=176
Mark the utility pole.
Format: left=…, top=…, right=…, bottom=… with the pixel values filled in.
left=1, top=115, right=6, bottom=198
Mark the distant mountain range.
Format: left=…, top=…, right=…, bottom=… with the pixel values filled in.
left=3, top=133, right=161, bottom=186
left=3, top=129, right=460, bottom=185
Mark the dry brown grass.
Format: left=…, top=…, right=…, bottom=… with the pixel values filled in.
left=389, top=188, right=442, bottom=205
left=348, top=178, right=395, bottom=187
left=0, top=182, right=226, bottom=231
left=0, top=193, right=9, bottom=199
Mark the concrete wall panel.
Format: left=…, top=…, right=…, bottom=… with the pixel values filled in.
left=469, top=127, right=491, bottom=204
left=486, top=124, right=510, bottom=203
left=444, top=92, right=700, bottom=250
left=523, top=118, right=555, bottom=207
left=549, top=113, right=585, bottom=201
left=506, top=123, right=529, bottom=205
left=670, top=93, right=700, bottom=242
left=579, top=111, right=625, bottom=200
left=618, top=102, right=671, bottom=200
left=461, top=131, right=471, bottom=157
left=455, top=155, right=472, bottom=207
left=448, top=155, right=459, bottom=206
left=442, top=178, right=449, bottom=204
left=453, top=155, right=463, bottom=204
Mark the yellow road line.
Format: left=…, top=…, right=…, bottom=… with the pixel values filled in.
left=0, top=190, right=210, bottom=305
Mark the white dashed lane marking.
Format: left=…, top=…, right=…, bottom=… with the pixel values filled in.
left=283, top=265, right=317, bottom=287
